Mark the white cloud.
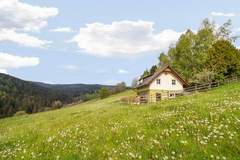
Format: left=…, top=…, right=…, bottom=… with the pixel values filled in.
left=0, top=52, right=40, bottom=72
left=0, top=29, right=50, bottom=48
left=50, top=27, right=74, bottom=33
left=72, top=20, right=182, bottom=56
left=0, top=0, right=58, bottom=48
left=62, top=65, right=79, bottom=70
left=211, top=12, right=235, bottom=17
left=117, top=69, right=128, bottom=74
left=0, top=0, right=58, bottom=31
left=0, top=68, right=7, bottom=74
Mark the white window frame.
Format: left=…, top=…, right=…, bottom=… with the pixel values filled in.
left=172, top=79, right=176, bottom=85
left=156, top=79, right=161, bottom=85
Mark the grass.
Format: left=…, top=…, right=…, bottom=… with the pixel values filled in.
left=0, top=83, right=240, bottom=160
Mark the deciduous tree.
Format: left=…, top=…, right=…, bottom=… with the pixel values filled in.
left=207, top=40, right=240, bottom=79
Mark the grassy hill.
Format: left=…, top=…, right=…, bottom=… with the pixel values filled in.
left=0, top=83, right=240, bottom=160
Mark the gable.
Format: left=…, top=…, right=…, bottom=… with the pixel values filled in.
left=136, top=65, right=188, bottom=89
left=149, top=71, right=184, bottom=91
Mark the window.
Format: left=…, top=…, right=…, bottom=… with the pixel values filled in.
left=156, top=79, right=161, bottom=85
left=172, top=79, right=176, bottom=85
left=169, top=93, right=175, bottom=99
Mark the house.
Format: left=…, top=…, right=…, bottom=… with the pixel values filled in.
left=135, top=65, right=188, bottom=103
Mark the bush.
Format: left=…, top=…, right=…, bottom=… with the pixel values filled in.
left=194, top=69, right=216, bottom=83
left=99, top=87, right=110, bottom=99
left=82, top=93, right=99, bottom=102
left=112, top=82, right=127, bottom=94
left=52, top=100, right=63, bottom=109
left=14, top=111, right=28, bottom=116
left=44, top=107, right=52, bottom=112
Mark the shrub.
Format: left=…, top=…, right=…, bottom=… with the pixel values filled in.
left=14, top=111, right=28, bottom=116
left=52, top=100, right=63, bottom=109
left=194, top=69, right=216, bottom=83
left=44, top=107, right=52, bottom=112
left=112, top=82, right=127, bottom=94
left=99, top=87, right=110, bottom=99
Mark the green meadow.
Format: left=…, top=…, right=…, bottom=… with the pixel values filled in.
left=0, top=83, right=240, bottom=160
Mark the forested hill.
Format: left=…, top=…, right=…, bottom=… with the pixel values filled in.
left=0, top=73, right=111, bottom=118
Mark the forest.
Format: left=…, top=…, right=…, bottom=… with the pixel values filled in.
left=0, top=73, right=117, bottom=118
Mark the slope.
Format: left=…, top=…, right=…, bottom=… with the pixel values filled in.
left=0, top=83, right=240, bottom=159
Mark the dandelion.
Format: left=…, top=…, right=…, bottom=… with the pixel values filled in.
left=180, top=140, right=187, bottom=145
left=47, top=136, right=54, bottom=143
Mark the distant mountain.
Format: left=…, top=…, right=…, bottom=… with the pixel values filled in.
left=0, top=73, right=112, bottom=118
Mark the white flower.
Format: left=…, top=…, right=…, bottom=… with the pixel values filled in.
left=47, top=136, right=53, bottom=143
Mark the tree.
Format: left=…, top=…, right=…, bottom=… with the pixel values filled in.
left=141, top=69, right=150, bottom=78
left=52, top=100, right=63, bottom=109
left=82, top=93, right=98, bottom=102
left=167, top=29, right=198, bottom=81
left=0, top=91, right=6, bottom=107
left=158, top=19, right=234, bottom=83
left=207, top=40, right=240, bottom=79
left=216, top=20, right=232, bottom=41
left=131, top=78, right=139, bottom=88
left=150, top=65, right=158, bottom=75
left=113, top=82, right=127, bottom=93
left=99, top=87, right=110, bottom=99
left=158, top=52, right=170, bottom=67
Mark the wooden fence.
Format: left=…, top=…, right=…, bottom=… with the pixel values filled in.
left=183, top=76, right=239, bottom=94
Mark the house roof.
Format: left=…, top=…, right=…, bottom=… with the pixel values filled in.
left=136, top=65, right=188, bottom=89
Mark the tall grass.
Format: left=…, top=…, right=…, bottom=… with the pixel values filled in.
left=0, top=84, right=240, bottom=160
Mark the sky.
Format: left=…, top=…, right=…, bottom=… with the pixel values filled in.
left=0, top=0, right=239, bottom=85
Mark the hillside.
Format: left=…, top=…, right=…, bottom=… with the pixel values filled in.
left=0, top=73, right=111, bottom=118
left=0, top=83, right=240, bottom=159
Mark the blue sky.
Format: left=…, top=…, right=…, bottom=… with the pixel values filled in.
left=0, top=0, right=239, bottom=85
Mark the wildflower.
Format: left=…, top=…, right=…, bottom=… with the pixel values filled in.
left=180, top=140, right=187, bottom=145
left=47, top=136, right=53, bottom=143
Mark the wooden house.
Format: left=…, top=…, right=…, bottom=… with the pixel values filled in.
left=135, top=65, right=188, bottom=103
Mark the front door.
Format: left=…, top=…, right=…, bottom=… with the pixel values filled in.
left=156, top=93, right=161, bottom=102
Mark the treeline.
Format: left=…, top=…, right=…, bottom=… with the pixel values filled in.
left=140, top=19, right=240, bottom=84
left=0, top=74, right=117, bottom=118
left=82, top=82, right=128, bottom=101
